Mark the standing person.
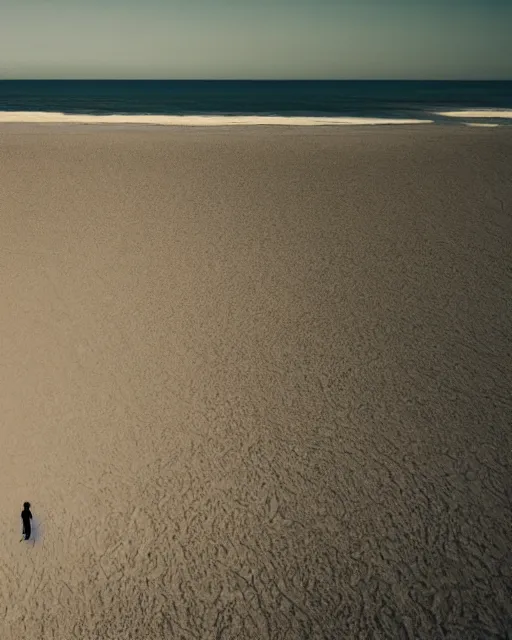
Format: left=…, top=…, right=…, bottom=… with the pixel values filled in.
left=21, top=502, right=32, bottom=541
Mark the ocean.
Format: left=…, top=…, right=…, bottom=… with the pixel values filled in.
left=0, top=80, right=511, bottom=125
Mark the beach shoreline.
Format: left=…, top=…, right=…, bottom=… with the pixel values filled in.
left=0, top=121, right=508, bottom=137
left=0, top=112, right=437, bottom=126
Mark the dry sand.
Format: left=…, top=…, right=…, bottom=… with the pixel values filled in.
left=0, top=125, right=511, bottom=639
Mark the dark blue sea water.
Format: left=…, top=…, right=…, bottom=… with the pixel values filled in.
left=1, top=80, right=511, bottom=124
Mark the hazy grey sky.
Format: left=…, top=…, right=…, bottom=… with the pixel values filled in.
left=0, top=0, right=510, bottom=79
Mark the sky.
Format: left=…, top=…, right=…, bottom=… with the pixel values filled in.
left=0, top=0, right=510, bottom=80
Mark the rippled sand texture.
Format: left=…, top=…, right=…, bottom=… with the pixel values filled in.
left=0, top=126, right=511, bottom=639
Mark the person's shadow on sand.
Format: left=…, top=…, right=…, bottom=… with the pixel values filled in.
left=21, top=501, right=33, bottom=541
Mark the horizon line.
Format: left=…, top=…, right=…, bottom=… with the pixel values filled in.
left=1, top=78, right=511, bottom=82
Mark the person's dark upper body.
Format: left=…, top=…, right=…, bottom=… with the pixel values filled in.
left=21, top=502, right=32, bottom=524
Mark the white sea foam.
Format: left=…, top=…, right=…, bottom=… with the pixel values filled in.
left=435, top=109, right=512, bottom=119
left=0, top=112, right=434, bottom=126
left=463, top=123, right=500, bottom=127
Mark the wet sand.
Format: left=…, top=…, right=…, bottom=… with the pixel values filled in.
left=0, top=125, right=511, bottom=639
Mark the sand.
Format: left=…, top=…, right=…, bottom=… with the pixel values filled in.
left=0, top=125, right=511, bottom=639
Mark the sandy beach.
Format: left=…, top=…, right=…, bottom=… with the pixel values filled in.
left=0, top=124, right=511, bottom=639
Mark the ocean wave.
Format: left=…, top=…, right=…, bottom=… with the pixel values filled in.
left=463, top=123, right=500, bottom=127
left=434, top=109, right=512, bottom=118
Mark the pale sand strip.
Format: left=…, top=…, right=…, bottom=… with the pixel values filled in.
left=0, top=111, right=433, bottom=126
left=0, top=127, right=511, bottom=639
